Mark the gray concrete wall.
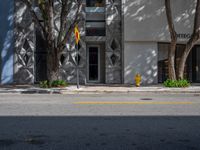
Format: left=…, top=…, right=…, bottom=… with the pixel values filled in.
left=13, top=0, right=35, bottom=84
left=124, top=42, right=158, bottom=85
left=0, top=0, right=14, bottom=84
left=123, top=0, right=197, bottom=85
left=124, top=0, right=196, bottom=42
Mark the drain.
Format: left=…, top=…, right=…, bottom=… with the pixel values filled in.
left=140, top=98, right=153, bottom=101
left=25, top=137, right=45, bottom=145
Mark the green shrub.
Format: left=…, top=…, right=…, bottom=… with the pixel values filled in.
left=39, top=80, right=51, bottom=88
left=163, top=79, right=190, bottom=88
left=39, top=80, right=68, bottom=88
left=51, top=80, right=68, bottom=87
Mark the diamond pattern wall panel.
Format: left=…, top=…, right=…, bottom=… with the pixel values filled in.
left=14, top=0, right=122, bottom=85
left=106, top=0, right=122, bottom=84
left=55, top=0, right=86, bottom=84
left=14, top=0, right=35, bottom=84
left=13, top=0, right=86, bottom=84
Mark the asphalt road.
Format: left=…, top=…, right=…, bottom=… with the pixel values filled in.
left=0, top=93, right=200, bottom=150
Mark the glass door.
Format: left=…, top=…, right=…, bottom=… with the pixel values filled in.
left=88, top=46, right=100, bottom=82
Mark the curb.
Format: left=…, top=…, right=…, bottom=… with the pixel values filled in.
left=0, top=89, right=61, bottom=94
left=0, top=88, right=200, bottom=94
left=60, top=90, right=200, bottom=94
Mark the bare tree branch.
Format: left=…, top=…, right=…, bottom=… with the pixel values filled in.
left=193, top=0, right=200, bottom=34
left=58, top=0, right=83, bottom=51
left=18, top=0, right=83, bottom=81
left=165, top=0, right=177, bottom=80
left=20, top=0, right=46, bottom=38
left=177, top=0, right=200, bottom=79
left=57, top=0, right=69, bottom=44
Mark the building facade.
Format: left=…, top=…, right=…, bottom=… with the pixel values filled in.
left=0, top=0, right=200, bottom=85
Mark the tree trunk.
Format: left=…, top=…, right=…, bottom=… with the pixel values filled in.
left=165, top=0, right=177, bottom=80
left=177, top=33, right=199, bottom=79
left=168, top=41, right=177, bottom=80
left=47, top=48, right=60, bottom=81
left=177, top=50, right=188, bottom=79
left=21, top=0, right=82, bottom=82
left=177, top=0, right=200, bottom=79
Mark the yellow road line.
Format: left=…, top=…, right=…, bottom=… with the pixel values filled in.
left=74, top=101, right=194, bottom=105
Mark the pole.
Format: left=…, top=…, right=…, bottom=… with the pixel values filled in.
left=76, top=43, right=80, bottom=89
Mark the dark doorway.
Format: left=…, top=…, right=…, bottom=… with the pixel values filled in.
left=35, top=30, right=47, bottom=82
left=192, top=46, right=200, bottom=82
left=158, top=43, right=200, bottom=83
left=88, top=46, right=100, bottom=82
left=158, top=43, right=191, bottom=82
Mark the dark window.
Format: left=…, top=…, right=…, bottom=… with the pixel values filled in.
left=86, top=28, right=105, bottom=36
left=86, top=0, right=105, bottom=7
left=86, top=21, right=105, bottom=36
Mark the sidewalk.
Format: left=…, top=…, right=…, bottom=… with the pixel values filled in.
left=0, top=84, right=200, bottom=94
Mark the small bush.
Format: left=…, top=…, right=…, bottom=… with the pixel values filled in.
left=39, top=80, right=68, bottom=88
left=51, top=80, right=68, bottom=87
left=39, top=80, right=51, bottom=88
left=163, top=79, right=190, bottom=88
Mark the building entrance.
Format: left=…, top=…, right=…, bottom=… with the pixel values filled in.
left=193, top=46, right=200, bottom=82
left=87, top=45, right=100, bottom=82
left=158, top=43, right=200, bottom=83
left=196, top=47, right=200, bottom=82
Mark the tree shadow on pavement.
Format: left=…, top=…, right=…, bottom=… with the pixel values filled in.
left=0, top=116, right=200, bottom=150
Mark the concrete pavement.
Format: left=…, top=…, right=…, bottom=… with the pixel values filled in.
left=0, top=93, right=200, bottom=116
left=1, top=116, right=200, bottom=150
left=0, top=93, right=200, bottom=149
left=1, top=84, right=200, bottom=94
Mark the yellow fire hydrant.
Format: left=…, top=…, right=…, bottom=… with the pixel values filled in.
left=134, top=73, right=141, bottom=87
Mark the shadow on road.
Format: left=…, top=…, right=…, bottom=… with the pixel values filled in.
left=0, top=116, right=200, bottom=150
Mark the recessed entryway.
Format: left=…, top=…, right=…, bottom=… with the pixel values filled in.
left=87, top=45, right=100, bottom=82
left=87, top=44, right=105, bottom=83
left=158, top=43, right=200, bottom=83
left=192, top=46, right=200, bottom=82
left=196, top=47, right=200, bottom=82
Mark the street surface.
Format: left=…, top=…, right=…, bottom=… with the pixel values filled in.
left=0, top=93, right=200, bottom=149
